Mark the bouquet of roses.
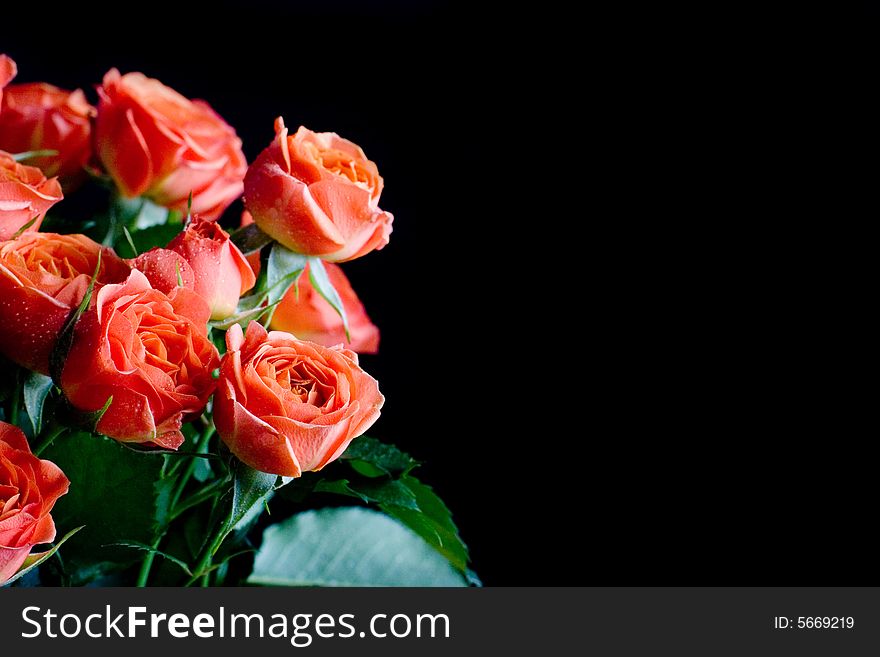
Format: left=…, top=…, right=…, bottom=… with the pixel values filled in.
left=0, top=54, right=472, bottom=587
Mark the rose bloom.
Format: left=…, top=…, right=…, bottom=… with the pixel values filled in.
left=0, top=82, right=95, bottom=186
left=95, top=69, right=246, bottom=220
left=0, top=421, right=69, bottom=586
left=215, top=322, right=384, bottom=477
left=270, top=262, right=379, bottom=354
left=244, top=117, right=393, bottom=262
left=0, top=55, right=16, bottom=108
left=167, top=216, right=256, bottom=320
left=0, top=150, right=63, bottom=240
left=0, top=232, right=130, bottom=374
left=61, top=269, right=219, bottom=449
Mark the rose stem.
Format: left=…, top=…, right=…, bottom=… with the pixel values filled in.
left=34, top=424, right=67, bottom=456
left=136, top=422, right=215, bottom=587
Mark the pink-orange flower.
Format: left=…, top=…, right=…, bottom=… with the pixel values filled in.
left=214, top=322, right=384, bottom=477
left=61, top=270, right=219, bottom=449
left=0, top=150, right=63, bottom=240
left=0, top=82, right=95, bottom=187
left=244, top=117, right=392, bottom=262
left=95, top=70, right=246, bottom=220
left=166, top=216, right=255, bottom=320
left=0, top=421, right=69, bottom=586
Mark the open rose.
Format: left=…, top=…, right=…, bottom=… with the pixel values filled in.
left=244, top=117, right=393, bottom=262
left=0, top=232, right=130, bottom=373
left=270, top=262, right=379, bottom=353
left=215, top=322, right=384, bottom=477
left=0, top=421, right=70, bottom=586
left=0, top=150, right=63, bottom=240
left=61, top=269, right=219, bottom=449
left=95, top=70, right=246, bottom=220
left=167, top=216, right=256, bottom=320
left=0, top=55, right=15, bottom=110
left=0, top=82, right=95, bottom=187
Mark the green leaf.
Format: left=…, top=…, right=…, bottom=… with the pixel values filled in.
left=2, top=526, right=84, bottom=586
left=116, top=223, right=184, bottom=258
left=132, top=198, right=169, bottom=230
left=49, top=250, right=101, bottom=386
left=248, top=507, right=467, bottom=587
left=307, top=257, right=350, bottom=341
left=12, top=216, right=39, bottom=238
left=22, top=371, right=53, bottom=435
left=41, top=433, right=167, bottom=583
left=341, top=435, right=418, bottom=477
left=267, top=243, right=308, bottom=308
left=108, top=541, right=192, bottom=577
left=382, top=476, right=469, bottom=573
left=223, top=460, right=277, bottom=542
left=230, top=222, right=273, bottom=255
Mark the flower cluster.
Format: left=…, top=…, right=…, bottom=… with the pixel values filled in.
left=0, top=54, right=397, bottom=586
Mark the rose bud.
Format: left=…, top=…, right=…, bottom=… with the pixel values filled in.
left=0, top=82, right=95, bottom=188
left=0, top=55, right=16, bottom=109
left=215, top=322, right=384, bottom=477
left=0, top=421, right=70, bottom=586
left=270, top=262, right=379, bottom=354
left=0, top=150, right=63, bottom=240
left=0, top=232, right=130, bottom=374
left=61, top=269, right=219, bottom=449
left=130, top=247, right=196, bottom=295
left=166, top=216, right=256, bottom=320
left=243, top=117, right=393, bottom=262
left=95, top=70, right=246, bottom=220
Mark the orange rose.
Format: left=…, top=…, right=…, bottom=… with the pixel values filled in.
left=60, top=269, right=219, bottom=449
left=0, top=82, right=95, bottom=187
left=130, top=247, right=196, bottom=296
left=0, top=421, right=69, bottom=586
left=243, top=117, right=393, bottom=262
left=0, top=150, right=63, bottom=240
left=0, top=232, right=130, bottom=374
left=214, top=322, right=384, bottom=477
left=0, top=55, right=16, bottom=109
left=95, top=70, right=246, bottom=221
left=270, top=262, right=379, bottom=354
left=167, top=216, right=256, bottom=320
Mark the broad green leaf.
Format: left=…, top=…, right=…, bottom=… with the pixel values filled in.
left=2, top=525, right=84, bottom=586
left=341, top=435, right=419, bottom=476
left=41, top=433, right=167, bottom=582
left=267, top=243, right=308, bottom=307
left=307, top=257, right=350, bottom=341
left=23, top=371, right=53, bottom=435
left=248, top=507, right=467, bottom=587
left=382, top=476, right=469, bottom=573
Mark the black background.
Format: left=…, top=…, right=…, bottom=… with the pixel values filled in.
left=1, top=0, right=550, bottom=585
